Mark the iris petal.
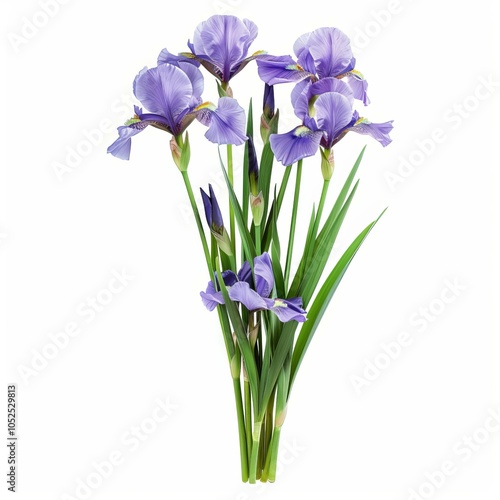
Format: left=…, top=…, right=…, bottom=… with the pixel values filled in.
left=202, top=97, right=247, bottom=146
left=192, top=15, right=258, bottom=81
left=348, top=119, right=394, bottom=147
left=254, top=252, right=274, bottom=298
left=343, top=72, right=370, bottom=105
left=306, top=28, right=354, bottom=79
left=257, top=55, right=311, bottom=85
left=133, top=64, right=194, bottom=134
left=270, top=126, right=323, bottom=166
left=315, top=92, right=354, bottom=148
left=264, top=297, right=307, bottom=322
left=228, top=282, right=269, bottom=311
left=107, top=125, right=144, bottom=160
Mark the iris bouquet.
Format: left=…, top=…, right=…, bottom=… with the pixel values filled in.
left=108, top=15, right=393, bottom=483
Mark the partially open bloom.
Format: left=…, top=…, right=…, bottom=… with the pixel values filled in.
left=270, top=78, right=393, bottom=166
left=257, top=27, right=369, bottom=105
left=108, top=63, right=246, bottom=160
left=158, top=15, right=262, bottom=84
left=201, top=253, right=307, bottom=323
left=201, top=184, right=232, bottom=255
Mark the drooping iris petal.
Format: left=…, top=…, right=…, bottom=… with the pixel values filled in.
left=107, top=125, right=144, bottom=160
left=343, top=72, right=370, bottom=106
left=254, top=253, right=274, bottom=298
left=257, top=55, right=311, bottom=85
left=133, top=65, right=196, bottom=135
left=347, top=119, right=394, bottom=146
left=200, top=270, right=238, bottom=311
left=201, top=97, right=247, bottom=146
left=315, top=92, right=354, bottom=148
left=270, top=126, right=323, bottom=166
left=228, top=282, right=269, bottom=312
left=191, top=15, right=258, bottom=82
left=306, top=28, right=355, bottom=79
left=264, top=298, right=307, bottom=322
left=157, top=48, right=200, bottom=68
left=200, top=286, right=223, bottom=311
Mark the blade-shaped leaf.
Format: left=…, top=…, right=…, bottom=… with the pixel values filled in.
left=288, top=209, right=386, bottom=398
left=219, top=149, right=256, bottom=263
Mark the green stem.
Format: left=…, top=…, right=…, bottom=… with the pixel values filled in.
left=244, top=380, right=252, bottom=464
left=180, top=171, right=212, bottom=279
left=266, top=426, right=282, bottom=482
left=233, top=378, right=249, bottom=482
left=227, top=144, right=236, bottom=258
left=255, top=223, right=261, bottom=256
left=284, top=160, right=302, bottom=290
left=249, top=421, right=263, bottom=483
left=276, top=165, right=292, bottom=214
left=312, top=178, right=330, bottom=242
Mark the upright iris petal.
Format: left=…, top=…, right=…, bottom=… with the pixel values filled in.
left=159, top=15, right=261, bottom=84
left=200, top=252, right=307, bottom=323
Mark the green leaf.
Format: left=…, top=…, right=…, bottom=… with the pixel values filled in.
left=288, top=209, right=386, bottom=398
left=242, top=99, right=253, bottom=237
left=288, top=146, right=366, bottom=300
left=258, top=320, right=297, bottom=417
left=298, top=180, right=359, bottom=307
left=219, top=149, right=256, bottom=263
left=261, top=165, right=292, bottom=253
left=259, top=141, right=275, bottom=225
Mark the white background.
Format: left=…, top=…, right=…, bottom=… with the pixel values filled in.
left=2, top=0, right=500, bottom=499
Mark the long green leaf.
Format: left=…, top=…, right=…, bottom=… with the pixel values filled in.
left=219, top=150, right=256, bottom=263
left=288, top=146, right=366, bottom=298
left=298, top=180, right=359, bottom=307
left=288, top=209, right=386, bottom=398
left=242, top=99, right=253, bottom=236
left=259, top=320, right=297, bottom=417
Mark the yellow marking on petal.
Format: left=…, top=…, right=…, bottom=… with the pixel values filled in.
left=349, top=69, right=365, bottom=80
left=294, top=126, right=312, bottom=137
left=355, top=117, right=370, bottom=125
left=124, top=114, right=141, bottom=126
left=285, top=64, right=305, bottom=71
left=179, top=52, right=197, bottom=59
left=273, top=299, right=287, bottom=308
left=252, top=50, right=267, bottom=56
left=195, top=101, right=216, bottom=112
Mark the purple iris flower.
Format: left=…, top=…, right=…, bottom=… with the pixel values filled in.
left=200, top=253, right=307, bottom=323
left=257, top=27, right=369, bottom=105
left=158, top=15, right=262, bottom=84
left=108, top=63, right=247, bottom=160
left=270, top=78, right=393, bottom=166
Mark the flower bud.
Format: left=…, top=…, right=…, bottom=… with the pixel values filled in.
left=200, top=184, right=233, bottom=256
left=250, top=192, right=264, bottom=227
left=247, top=136, right=259, bottom=196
